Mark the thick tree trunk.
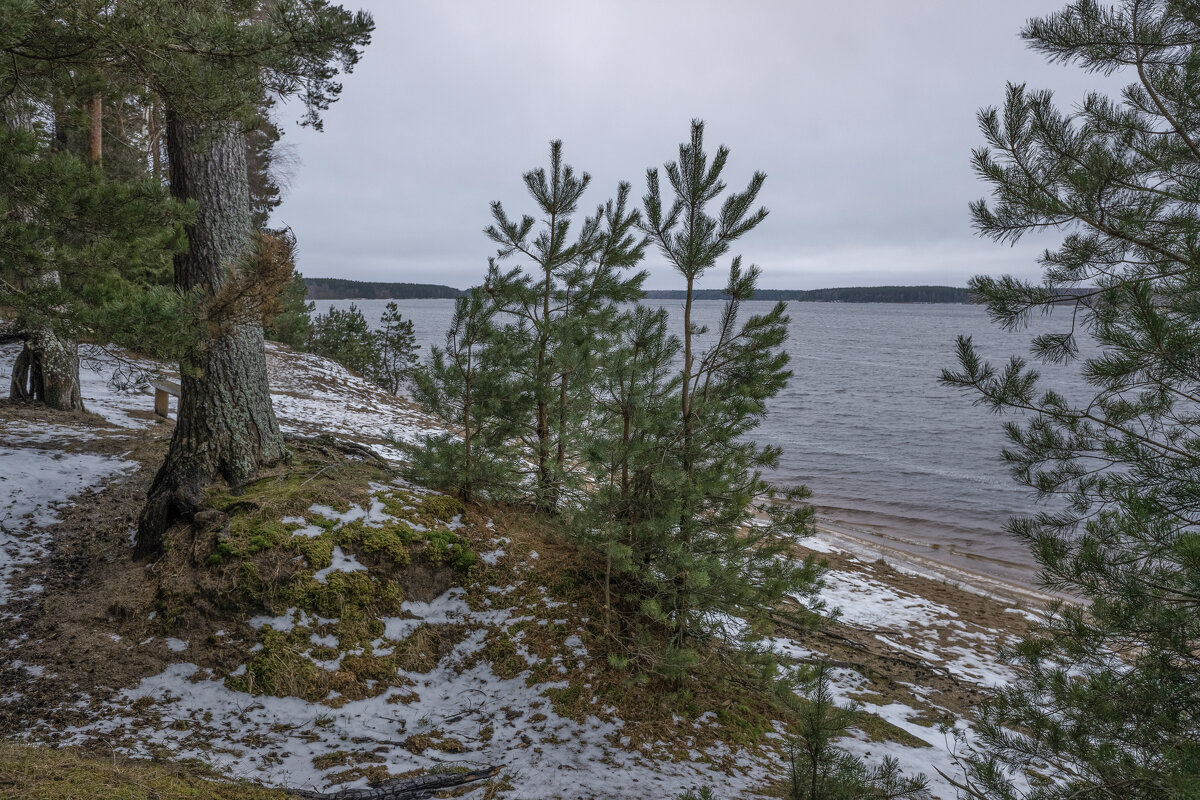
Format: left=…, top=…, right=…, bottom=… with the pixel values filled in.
left=87, top=94, right=102, bottom=165
left=136, top=114, right=286, bottom=558
left=8, top=328, right=84, bottom=410
left=8, top=346, right=33, bottom=401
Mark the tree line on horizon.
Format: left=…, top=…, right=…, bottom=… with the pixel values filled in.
left=301, top=279, right=979, bottom=304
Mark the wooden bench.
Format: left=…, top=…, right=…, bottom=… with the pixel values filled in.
left=150, top=379, right=181, bottom=418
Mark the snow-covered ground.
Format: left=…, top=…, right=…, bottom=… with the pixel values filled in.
left=59, top=591, right=774, bottom=799
left=0, top=445, right=135, bottom=617
left=0, top=341, right=1023, bottom=799
left=265, top=342, right=443, bottom=460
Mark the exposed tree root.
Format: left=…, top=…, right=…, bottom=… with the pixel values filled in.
left=283, top=432, right=390, bottom=469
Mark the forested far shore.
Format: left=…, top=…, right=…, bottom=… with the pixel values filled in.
left=304, top=277, right=462, bottom=299
left=646, top=285, right=972, bottom=303
left=304, top=280, right=975, bottom=303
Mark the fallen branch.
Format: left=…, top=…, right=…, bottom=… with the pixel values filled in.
left=284, top=432, right=390, bottom=469
left=291, top=766, right=503, bottom=800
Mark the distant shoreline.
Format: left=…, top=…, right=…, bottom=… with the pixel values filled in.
left=305, top=279, right=976, bottom=304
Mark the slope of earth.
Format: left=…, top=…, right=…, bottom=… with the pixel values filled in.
left=0, top=342, right=1039, bottom=799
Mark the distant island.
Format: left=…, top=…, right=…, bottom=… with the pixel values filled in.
left=305, top=279, right=973, bottom=304
left=305, top=277, right=463, bottom=299
left=645, top=286, right=972, bottom=303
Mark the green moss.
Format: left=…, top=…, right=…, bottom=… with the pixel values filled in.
left=225, top=628, right=324, bottom=702
left=293, top=534, right=335, bottom=569
left=544, top=683, right=584, bottom=719
left=358, top=524, right=412, bottom=565
left=378, top=491, right=416, bottom=520
left=415, top=494, right=465, bottom=524
left=237, top=561, right=262, bottom=597
left=208, top=540, right=236, bottom=565
left=423, top=529, right=475, bottom=571
left=309, top=645, right=340, bottom=661
left=469, top=629, right=525, bottom=680
left=207, top=472, right=315, bottom=516
left=335, top=520, right=412, bottom=566
left=310, top=514, right=340, bottom=531
left=284, top=571, right=403, bottom=620
left=340, top=653, right=400, bottom=683
left=379, top=490, right=464, bottom=529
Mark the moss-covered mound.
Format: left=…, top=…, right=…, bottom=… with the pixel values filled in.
left=146, top=439, right=480, bottom=707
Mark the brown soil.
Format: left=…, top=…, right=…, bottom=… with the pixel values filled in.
left=0, top=407, right=172, bottom=736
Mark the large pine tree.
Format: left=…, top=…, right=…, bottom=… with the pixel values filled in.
left=92, top=0, right=375, bottom=556
left=943, top=1, right=1200, bottom=796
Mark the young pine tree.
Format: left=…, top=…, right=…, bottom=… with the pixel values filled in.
left=485, top=141, right=646, bottom=512
left=580, top=304, right=683, bottom=641
left=638, top=122, right=822, bottom=671
left=941, top=2, right=1200, bottom=796
left=308, top=304, right=379, bottom=377
left=784, top=662, right=930, bottom=800
left=408, top=287, right=524, bottom=504
left=371, top=300, right=418, bottom=395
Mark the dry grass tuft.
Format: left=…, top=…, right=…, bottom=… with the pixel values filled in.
left=0, top=741, right=299, bottom=799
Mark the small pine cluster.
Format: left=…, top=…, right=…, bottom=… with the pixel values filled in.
left=305, top=301, right=419, bottom=396
left=407, top=122, right=824, bottom=687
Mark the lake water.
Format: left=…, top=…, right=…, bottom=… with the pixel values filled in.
left=314, top=298, right=1092, bottom=585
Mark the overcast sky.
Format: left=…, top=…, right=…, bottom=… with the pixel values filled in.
left=273, top=1, right=1120, bottom=291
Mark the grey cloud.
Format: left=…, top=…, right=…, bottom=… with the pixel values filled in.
left=275, top=0, right=1122, bottom=291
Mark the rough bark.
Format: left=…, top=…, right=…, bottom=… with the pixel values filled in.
left=87, top=94, right=102, bottom=165
left=136, top=114, right=286, bottom=558
left=8, top=327, right=84, bottom=410
left=8, top=345, right=34, bottom=402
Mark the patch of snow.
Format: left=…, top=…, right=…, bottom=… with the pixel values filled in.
left=313, top=547, right=367, bottom=583
left=816, top=570, right=959, bottom=629
left=60, top=648, right=779, bottom=800
left=250, top=608, right=312, bottom=632
left=1, top=421, right=102, bottom=444
left=308, top=504, right=366, bottom=527
left=75, top=345, right=166, bottom=429
left=479, top=548, right=505, bottom=565
left=265, top=343, right=444, bottom=460
left=290, top=524, right=327, bottom=539
left=165, top=638, right=188, bottom=653
left=16, top=661, right=45, bottom=677
left=310, top=633, right=339, bottom=649
left=0, top=445, right=135, bottom=612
